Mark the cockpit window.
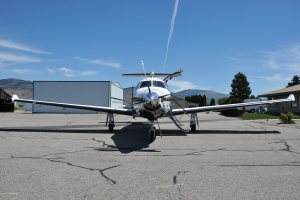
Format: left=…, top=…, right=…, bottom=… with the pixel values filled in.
left=140, top=81, right=151, bottom=88
left=153, top=81, right=166, bottom=88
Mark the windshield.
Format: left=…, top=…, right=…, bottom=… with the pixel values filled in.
left=153, top=81, right=166, bottom=88
left=140, top=81, right=151, bottom=88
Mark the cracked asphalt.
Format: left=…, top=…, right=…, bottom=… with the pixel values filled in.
left=0, top=112, right=300, bottom=200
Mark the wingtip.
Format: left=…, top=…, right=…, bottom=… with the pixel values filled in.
left=287, top=94, right=295, bottom=102
left=12, top=94, right=19, bottom=102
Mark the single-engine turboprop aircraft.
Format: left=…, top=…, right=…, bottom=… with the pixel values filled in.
left=12, top=69, right=295, bottom=142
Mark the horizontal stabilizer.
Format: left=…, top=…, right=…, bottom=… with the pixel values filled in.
left=122, top=72, right=170, bottom=77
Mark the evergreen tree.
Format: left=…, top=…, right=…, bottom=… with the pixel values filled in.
left=287, top=75, right=300, bottom=87
left=201, top=95, right=207, bottom=106
left=230, top=72, right=251, bottom=100
left=210, top=98, right=216, bottom=106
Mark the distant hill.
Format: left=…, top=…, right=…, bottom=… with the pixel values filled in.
left=0, top=78, right=32, bottom=99
left=176, top=89, right=229, bottom=104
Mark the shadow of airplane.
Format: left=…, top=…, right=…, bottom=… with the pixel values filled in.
left=0, top=124, right=280, bottom=153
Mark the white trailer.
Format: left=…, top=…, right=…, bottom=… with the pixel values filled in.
left=33, top=81, right=123, bottom=114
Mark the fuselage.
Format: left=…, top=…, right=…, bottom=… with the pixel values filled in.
left=133, top=77, right=171, bottom=121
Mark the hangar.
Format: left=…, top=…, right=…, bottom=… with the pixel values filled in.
left=0, top=88, right=14, bottom=112
left=33, top=81, right=123, bottom=114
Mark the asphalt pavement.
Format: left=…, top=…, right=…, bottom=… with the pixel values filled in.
left=0, top=112, right=300, bottom=200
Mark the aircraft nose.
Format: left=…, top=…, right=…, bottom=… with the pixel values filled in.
left=145, top=92, right=159, bottom=101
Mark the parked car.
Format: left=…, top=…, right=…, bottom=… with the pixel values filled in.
left=244, top=98, right=268, bottom=113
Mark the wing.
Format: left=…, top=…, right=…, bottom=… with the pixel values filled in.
left=12, top=95, right=134, bottom=116
left=171, top=94, right=295, bottom=115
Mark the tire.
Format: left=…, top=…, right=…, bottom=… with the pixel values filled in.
left=108, top=123, right=114, bottom=132
left=149, top=129, right=156, bottom=142
left=190, top=124, right=196, bottom=132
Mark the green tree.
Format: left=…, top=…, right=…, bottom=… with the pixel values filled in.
left=287, top=75, right=300, bottom=87
left=201, top=95, right=207, bottom=106
left=210, top=98, right=216, bottom=106
left=185, top=94, right=206, bottom=107
left=230, top=72, right=251, bottom=100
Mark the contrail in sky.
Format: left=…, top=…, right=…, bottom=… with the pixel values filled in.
left=163, top=0, right=180, bottom=71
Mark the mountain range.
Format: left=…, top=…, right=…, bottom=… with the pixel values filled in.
left=0, top=78, right=32, bottom=99
left=176, top=89, right=229, bottom=103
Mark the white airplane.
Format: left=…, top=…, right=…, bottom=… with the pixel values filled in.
left=12, top=69, right=295, bottom=142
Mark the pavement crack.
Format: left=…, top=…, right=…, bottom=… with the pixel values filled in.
left=270, top=139, right=300, bottom=155
left=92, top=138, right=108, bottom=147
left=7, top=155, right=120, bottom=185
left=283, top=140, right=291, bottom=151
left=220, top=162, right=300, bottom=167
left=186, top=148, right=226, bottom=156
left=173, top=175, right=177, bottom=185
left=172, top=171, right=189, bottom=200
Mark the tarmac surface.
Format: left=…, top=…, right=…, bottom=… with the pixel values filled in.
left=0, top=112, right=300, bottom=200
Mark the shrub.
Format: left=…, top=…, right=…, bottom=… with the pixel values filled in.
left=279, top=112, right=295, bottom=124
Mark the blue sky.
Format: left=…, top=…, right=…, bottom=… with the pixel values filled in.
left=0, top=0, right=300, bottom=95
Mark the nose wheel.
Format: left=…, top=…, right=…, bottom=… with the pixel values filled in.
left=149, top=125, right=156, bottom=142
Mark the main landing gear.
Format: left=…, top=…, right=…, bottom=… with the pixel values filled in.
left=106, top=113, right=115, bottom=132
left=149, top=124, right=156, bottom=142
left=190, top=113, right=198, bottom=132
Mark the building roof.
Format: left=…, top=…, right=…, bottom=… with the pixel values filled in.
left=0, top=88, right=12, bottom=99
left=260, top=84, right=300, bottom=97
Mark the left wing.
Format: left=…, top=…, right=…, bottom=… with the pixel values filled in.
left=12, top=95, right=134, bottom=116
left=171, top=94, right=295, bottom=115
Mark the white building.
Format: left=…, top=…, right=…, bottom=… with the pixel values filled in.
left=33, top=81, right=123, bottom=114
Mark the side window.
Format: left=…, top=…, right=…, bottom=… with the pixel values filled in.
left=158, top=81, right=166, bottom=88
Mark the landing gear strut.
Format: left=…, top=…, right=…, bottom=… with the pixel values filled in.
left=190, top=113, right=198, bottom=132
left=149, top=124, right=156, bottom=142
left=106, top=113, right=115, bottom=132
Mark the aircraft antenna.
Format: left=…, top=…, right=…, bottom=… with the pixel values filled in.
left=141, top=59, right=151, bottom=93
left=141, top=60, right=147, bottom=78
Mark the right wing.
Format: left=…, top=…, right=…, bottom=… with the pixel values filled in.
left=171, top=94, right=295, bottom=115
left=12, top=95, right=134, bottom=116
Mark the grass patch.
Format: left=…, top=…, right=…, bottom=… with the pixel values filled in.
left=14, top=105, right=24, bottom=111
left=242, top=112, right=300, bottom=120
left=242, top=113, right=279, bottom=120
